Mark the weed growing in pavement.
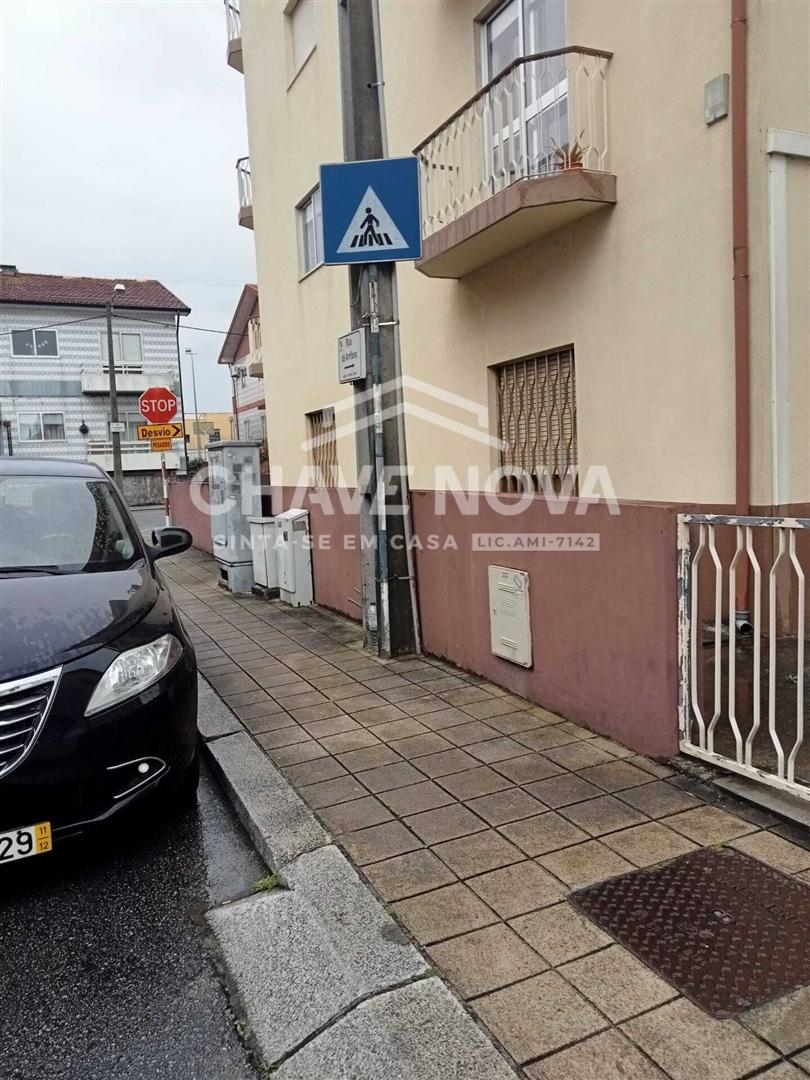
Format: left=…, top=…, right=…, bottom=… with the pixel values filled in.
left=251, top=873, right=280, bottom=894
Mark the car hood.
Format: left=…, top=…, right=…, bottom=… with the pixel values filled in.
left=0, top=560, right=159, bottom=682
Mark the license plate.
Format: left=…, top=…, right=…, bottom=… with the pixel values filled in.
left=0, top=822, right=52, bottom=865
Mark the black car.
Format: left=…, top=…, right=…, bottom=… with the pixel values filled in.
left=0, top=457, right=198, bottom=863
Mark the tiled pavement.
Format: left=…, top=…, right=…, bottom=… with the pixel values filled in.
left=164, top=549, right=810, bottom=1080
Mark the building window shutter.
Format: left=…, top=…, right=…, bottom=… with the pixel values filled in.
left=306, top=408, right=338, bottom=487
left=291, top=0, right=316, bottom=73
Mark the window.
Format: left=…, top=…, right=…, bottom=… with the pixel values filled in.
left=290, top=0, right=316, bottom=74
left=100, top=331, right=144, bottom=371
left=496, top=348, right=577, bottom=493
left=306, top=408, right=338, bottom=487
left=297, top=187, right=323, bottom=276
left=18, top=412, right=66, bottom=442
left=11, top=329, right=58, bottom=357
left=484, top=0, right=567, bottom=180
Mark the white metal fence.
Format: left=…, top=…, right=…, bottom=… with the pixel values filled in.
left=678, top=513, right=809, bottom=801
left=224, top=0, right=240, bottom=43
left=414, top=47, right=611, bottom=238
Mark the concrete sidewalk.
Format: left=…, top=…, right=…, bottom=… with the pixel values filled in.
left=165, top=549, right=810, bottom=1080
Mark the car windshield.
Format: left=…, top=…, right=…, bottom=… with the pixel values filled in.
left=0, top=475, right=141, bottom=574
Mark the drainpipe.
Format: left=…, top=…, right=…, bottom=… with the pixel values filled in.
left=731, top=0, right=751, bottom=620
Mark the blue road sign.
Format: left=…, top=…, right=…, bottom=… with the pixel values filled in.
left=320, top=157, right=422, bottom=265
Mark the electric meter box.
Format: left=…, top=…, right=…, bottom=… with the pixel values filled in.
left=488, top=565, right=532, bottom=668
left=208, top=441, right=262, bottom=594
left=274, top=508, right=314, bottom=607
left=248, top=516, right=278, bottom=593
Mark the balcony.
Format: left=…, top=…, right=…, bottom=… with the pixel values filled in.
left=81, top=366, right=150, bottom=395
left=414, top=48, right=615, bottom=279
left=237, top=157, right=253, bottom=229
left=246, top=315, right=263, bottom=377
left=224, top=0, right=243, bottom=72
left=86, top=440, right=180, bottom=472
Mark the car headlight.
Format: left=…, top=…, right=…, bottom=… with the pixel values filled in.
left=85, top=634, right=184, bottom=716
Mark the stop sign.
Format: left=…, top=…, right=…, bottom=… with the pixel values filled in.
left=139, top=386, right=178, bottom=422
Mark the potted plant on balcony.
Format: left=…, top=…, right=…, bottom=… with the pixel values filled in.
left=551, top=132, right=589, bottom=171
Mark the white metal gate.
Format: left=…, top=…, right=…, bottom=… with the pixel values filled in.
left=678, top=513, right=809, bottom=801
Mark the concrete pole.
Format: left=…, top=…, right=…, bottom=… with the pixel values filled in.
left=106, top=300, right=124, bottom=491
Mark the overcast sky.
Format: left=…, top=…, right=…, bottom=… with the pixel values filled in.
left=0, top=0, right=255, bottom=411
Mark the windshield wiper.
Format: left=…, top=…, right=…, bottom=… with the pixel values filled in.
left=0, top=565, right=67, bottom=576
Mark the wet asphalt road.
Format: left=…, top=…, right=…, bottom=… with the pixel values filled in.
left=0, top=763, right=262, bottom=1080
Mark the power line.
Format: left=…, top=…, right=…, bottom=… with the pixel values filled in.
left=0, top=312, right=243, bottom=339
left=0, top=314, right=113, bottom=337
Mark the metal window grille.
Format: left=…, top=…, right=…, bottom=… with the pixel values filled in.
left=306, top=408, right=338, bottom=487
left=497, top=348, right=577, bottom=493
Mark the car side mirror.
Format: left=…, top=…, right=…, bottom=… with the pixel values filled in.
left=149, top=526, right=192, bottom=561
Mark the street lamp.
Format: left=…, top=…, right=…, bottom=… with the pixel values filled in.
left=106, top=282, right=126, bottom=490
left=184, top=347, right=201, bottom=452
left=229, top=365, right=241, bottom=439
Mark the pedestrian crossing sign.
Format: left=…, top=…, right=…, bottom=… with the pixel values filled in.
left=320, top=157, right=422, bottom=265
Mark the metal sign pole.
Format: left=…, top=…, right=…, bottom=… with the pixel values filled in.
left=161, top=454, right=171, bottom=527
left=368, top=263, right=390, bottom=656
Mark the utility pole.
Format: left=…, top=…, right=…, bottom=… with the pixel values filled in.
left=185, top=347, right=201, bottom=453
left=106, top=283, right=126, bottom=490
left=338, top=0, right=419, bottom=657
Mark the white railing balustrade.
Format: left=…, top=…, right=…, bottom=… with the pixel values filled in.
left=236, top=157, right=252, bottom=210
left=414, top=48, right=611, bottom=238
left=678, top=514, right=809, bottom=801
left=224, top=0, right=241, bottom=43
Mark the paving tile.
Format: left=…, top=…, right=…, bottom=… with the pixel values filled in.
left=514, top=727, right=581, bottom=752
left=336, top=744, right=402, bottom=773
left=343, top=693, right=389, bottom=714
left=628, top=755, right=676, bottom=779
left=742, top=985, right=810, bottom=1054
left=616, top=780, right=703, bottom=817
left=301, top=715, right=360, bottom=740
left=233, top=699, right=288, bottom=721
left=368, top=718, right=430, bottom=743
left=576, top=760, right=656, bottom=792
left=790, top=1050, right=810, bottom=1075
left=601, top=821, right=699, bottom=867
left=287, top=701, right=347, bottom=724
left=357, top=761, right=424, bottom=793
left=462, top=697, right=527, bottom=721
left=500, top=812, right=589, bottom=856
left=729, top=830, right=810, bottom=874
left=437, top=766, right=513, bottom=801
left=560, top=943, right=678, bottom=1022
left=339, top=820, right=421, bottom=866
left=665, top=805, right=759, bottom=845
left=267, top=741, right=328, bottom=767
left=271, top=689, right=328, bottom=710
left=240, top=711, right=297, bottom=735
left=756, top=1065, right=807, bottom=1080
left=468, top=860, right=565, bottom=918
left=525, top=1028, right=668, bottom=1080
left=397, top=697, right=450, bottom=717
left=377, top=781, right=455, bottom=816
left=393, top=882, right=498, bottom=945
left=543, top=742, right=617, bottom=771
left=388, top=732, right=454, bottom=760
left=299, top=774, right=368, bottom=809
left=473, top=970, right=607, bottom=1064
left=380, top=684, right=437, bottom=704
left=417, top=706, right=477, bottom=731
left=362, top=848, right=457, bottom=902
left=466, top=736, right=528, bottom=764
left=465, top=787, right=545, bottom=826
left=621, top=998, right=777, bottom=1080
left=587, top=734, right=636, bottom=759
left=414, top=748, right=480, bottom=778
left=283, top=755, right=347, bottom=786
left=432, top=829, right=524, bottom=878
left=319, top=729, right=381, bottom=755
left=539, top=840, right=636, bottom=888
left=525, top=774, right=604, bottom=808
left=441, top=721, right=502, bottom=747
left=510, top=900, right=612, bottom=966
left=428, top=923, right=547, bottom=999
left=317, top=796, right=392, bottom=836
left=493, top=754, right=563, bottom=785
left=439, top=686, right=493, bottom=707
left=559, top=794, right=649, bottom=837
left=406, top=803, right=487, bottom=845
left=361, top=673, right=410, bottom=692
left=352, top=705, right=411, bottom=729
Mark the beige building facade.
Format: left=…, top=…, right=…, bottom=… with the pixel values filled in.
left=225, top=0, right=809, bottom=764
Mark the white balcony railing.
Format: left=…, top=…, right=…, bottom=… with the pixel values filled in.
left=86, top=440, right=180, bottom=471
left=224, top=0, right=240, bottom=43
left=237, top=157, right=252, bottom=210
left=414, top=47, right=611, bottom=238
left=81, top=369, right=151, bottom=395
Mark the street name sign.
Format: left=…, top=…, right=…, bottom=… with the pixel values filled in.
left=320, top=157, right=421, bottom=265
left=338, top=329, right=367, bottom=383
left=137, top=423, right=184, bottom=441
left=108, top=421, right=126, bottom=434
left=139, top=386, right=178, bottom=422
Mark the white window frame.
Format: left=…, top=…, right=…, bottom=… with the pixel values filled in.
left=297, top=186, right=324, bottom=278
left=99, top=330, right=144, bottom=373
left=11, top=328, right=60, bottom=358
left=18, top=411, right=66, bottom=442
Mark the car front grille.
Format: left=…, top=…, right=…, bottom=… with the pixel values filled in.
left=0, top=668, right=61, bottom=780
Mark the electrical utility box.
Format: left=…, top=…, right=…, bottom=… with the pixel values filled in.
left=208, top=441, right=262, bottom=594
left=248, top=517, right=278, bottom=594
left=488, top=566, right=532, bottom=668
left=275, top=508, right=314, bottom=607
